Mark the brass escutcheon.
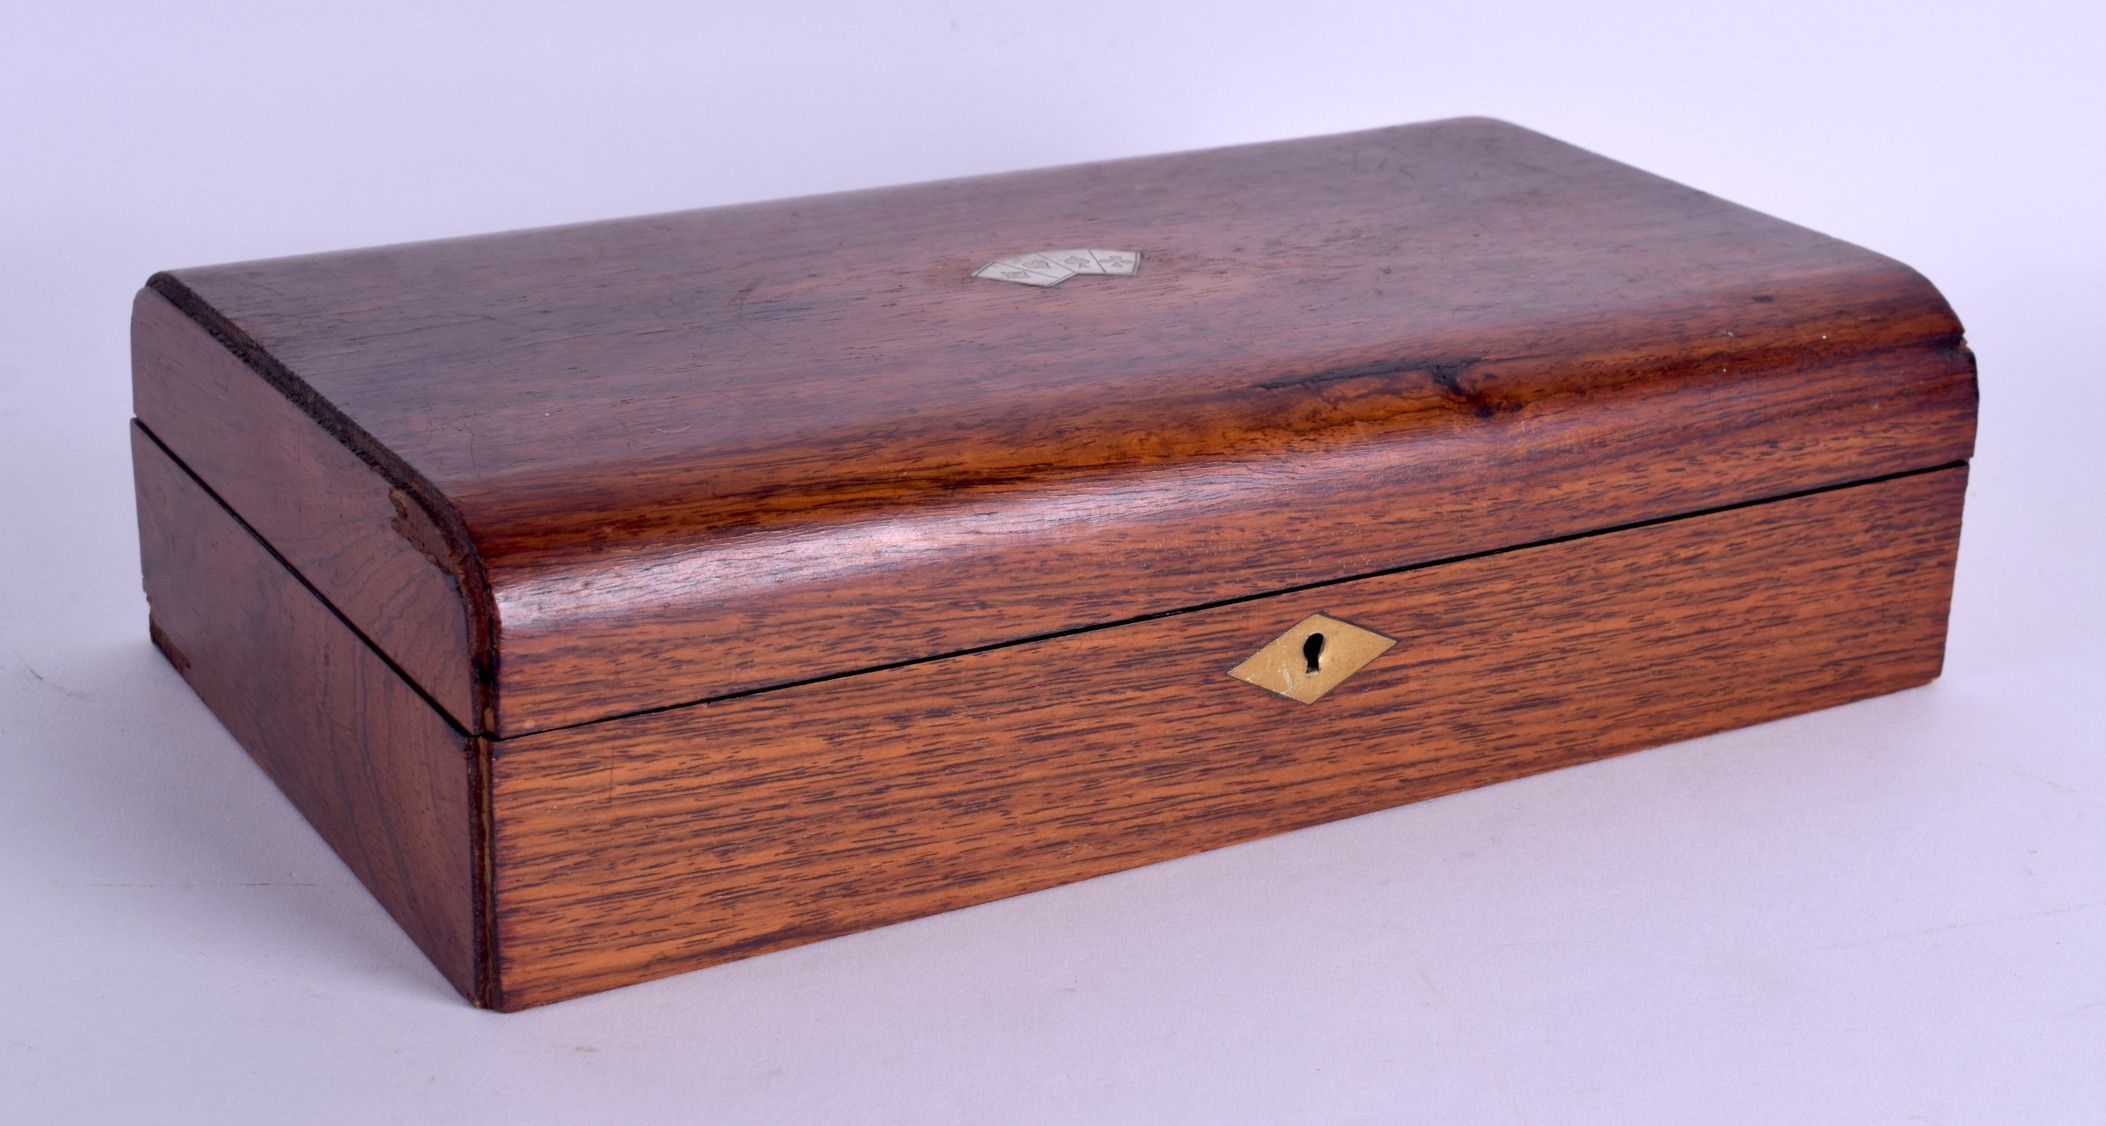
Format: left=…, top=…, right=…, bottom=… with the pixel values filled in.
left=1227, top=612, right=1395, bottom=703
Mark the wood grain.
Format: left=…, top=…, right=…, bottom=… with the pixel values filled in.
left=474, top=343, right=1973, bottom=734
left=141, top=117, right=1978, bottom=735
left=131, top=289, right=484, bottom=730
left=485, top=465, right=1966, bottom=1010
left=131, top=424, right=491, bottom=1005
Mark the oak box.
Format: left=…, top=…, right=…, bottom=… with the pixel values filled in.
left=129, top=118, right=1977, bottom=1009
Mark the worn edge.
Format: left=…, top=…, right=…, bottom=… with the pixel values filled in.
left=144, top=273, right=499, bottom=725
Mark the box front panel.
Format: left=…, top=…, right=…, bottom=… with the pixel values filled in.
left=488, top=466, right=1966, bottom=1010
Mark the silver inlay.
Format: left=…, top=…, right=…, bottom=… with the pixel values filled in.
left=972, top=249, right=1142, bottom=287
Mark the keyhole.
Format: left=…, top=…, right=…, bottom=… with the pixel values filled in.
left=1303, top=632, right=1326, bottom=674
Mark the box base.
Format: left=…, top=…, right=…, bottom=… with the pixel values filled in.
left=135, top=421, right=1965, bottom=1009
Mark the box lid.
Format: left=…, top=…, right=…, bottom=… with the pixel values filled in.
left=133, top=118, right=1977, bottom=737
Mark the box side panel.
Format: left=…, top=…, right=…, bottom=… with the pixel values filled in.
left=131, top=288, right=481, bottom=730
left=490, top=466, right=1965, bottom=1010
left=132, top=423, right=488, bottom=1004
left=487, top=337, right=1976, bottom=735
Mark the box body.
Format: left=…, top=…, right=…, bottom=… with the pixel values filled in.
left=130, top=118, right=1977, bottom=1008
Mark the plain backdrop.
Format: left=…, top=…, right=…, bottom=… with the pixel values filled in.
left=3, top=2, right=2101, bottom=1122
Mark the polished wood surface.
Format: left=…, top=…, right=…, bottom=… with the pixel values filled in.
left=131, top=290, right=484, bottom=729
left=141, top=118, right=1977, bottom=735
left=486, top=466, right=1965, bottom=1010
left=132, top=425, right=491, bottom=1004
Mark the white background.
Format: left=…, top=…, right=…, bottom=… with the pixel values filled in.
left=3, top=2, right=2101, bottom=1122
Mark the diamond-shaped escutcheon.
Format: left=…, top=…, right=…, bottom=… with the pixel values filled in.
left=1227, top=613, right=1396, bottom=704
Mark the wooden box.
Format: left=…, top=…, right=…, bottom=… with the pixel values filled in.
left=129, top=118, right=1976, bottom=1010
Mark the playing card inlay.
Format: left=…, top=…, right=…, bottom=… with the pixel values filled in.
left=973, top=249, right=1143, bottom=287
